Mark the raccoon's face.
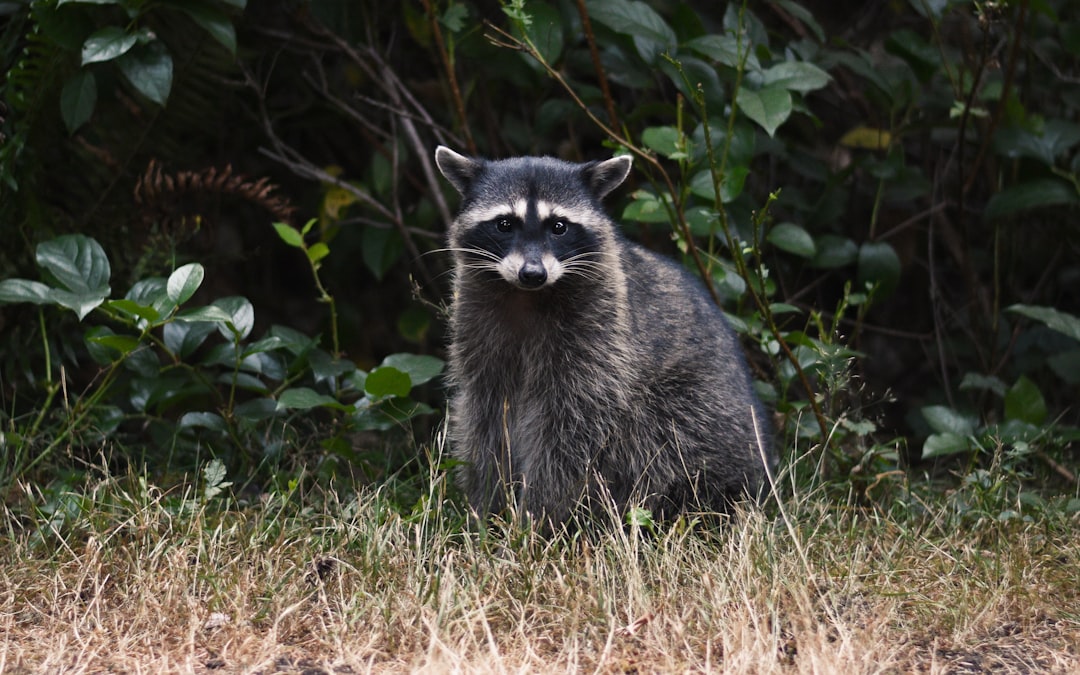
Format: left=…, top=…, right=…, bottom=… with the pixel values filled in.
left=436, top=147, right=632, bottom=291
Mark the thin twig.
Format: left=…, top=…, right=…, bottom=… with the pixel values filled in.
left=420, top=0, right=476, bottom=154
left=574, top=0, right=620, bottom=131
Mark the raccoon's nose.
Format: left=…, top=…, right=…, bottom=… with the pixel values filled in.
left=518, top=262, right=548, bottom=289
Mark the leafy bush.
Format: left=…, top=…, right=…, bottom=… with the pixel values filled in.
left=0, top=232, right=442, bottom=491
left=1, top=0, right=1077, bottom=508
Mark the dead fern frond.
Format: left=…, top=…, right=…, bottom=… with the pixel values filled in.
left=134, top=159, right=297, bottom=235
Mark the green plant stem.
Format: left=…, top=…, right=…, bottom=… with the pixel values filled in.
left=692, top=9, right=832, bottom=448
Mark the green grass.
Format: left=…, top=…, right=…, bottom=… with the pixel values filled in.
left=2, top=448, right=1078, bottom=674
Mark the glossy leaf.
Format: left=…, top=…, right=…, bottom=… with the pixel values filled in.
left=36, top=234, right=110, bottom=295
left=0, top=279, right=54, bottom=305
left=166, top=263, right=204, bottom=305
left=173, top=2, right=237, bottom=54
left=212, top=296, right=255, bottom=340
left=381, top=353, right=444, bottom=387
left=164, top=321, right=217, bottom=359
left=179, top=412, right=228, bottom=432
left=81, top=26, right=136, bottom=64
left=1006, top=304, right=1080, bottom=342
left=116, top=41, right=173, bottom=106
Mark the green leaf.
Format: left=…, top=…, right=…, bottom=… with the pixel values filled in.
left=233, top=398, right=279, bottom=422
left=1006, top=304, right=1080, bottom=342
left=36, top=234, right=110, bottom=295
left=163, top=321, right=217, bottom=358
left=172, top=2, right=237, bottom=54
left=85, top=328, right=139, bottom=355
left=365, top=366, right=412, bottom=399
left=885, top=29, right=940, bottom=81
left=126, top=277, right=173, bottom=319
left=81, top=26, right=136, bottom=64
left=993, top=120, right=1080, bottom=166
left=441, top=3, right=469, bottom=32
left=179, top=411, right=228, bottom=432
left=622, top=191, right=672, bottom=223
left=641, top=126, right=682, bottom=159
left=202, top=458, right=231, bottom=501
left=908, top=0, right=948, bottom=20
left=175, top=305, right=234, bottom=325
left=241, top=336, right=286, bottom=357
left=984, top=179, right=1078, bottom=221
left=587, top=0, right=676, bottom=63
left=0, top=279, right=54, bottom=305
left=35, top=235, right=111, bottom=319
left=212, top=296, right=255, bottom=340
left=116, top=41, right=173, bottom=106
left=761, top=61, right=831, bottom=94
left=959, top=372, right=1007, bottom=397
left=381, top=353, right=444, bottom=387
left=520, top=0, right=563, bottom=66
left=306, top=242, right=330, bottom=265
left=921, top=405, right=976, bottom=436
left=361, top=225, right=403, bottom=281
left=106, top=298, right=160, bottom=325
left=689, top=168, right=747, bottom=204
left=166, top=262, right=204, bottom=305
left=587, top=0, right=676, bottom=45
left=1004, top=376, right=1048, bottom=425
left=767, top=222, right=816, bottom=258
left=922, top=432, right=971, bottom=459
left=272, top=222, right=303, bottom=248
left=735, top=85, right=792, bottom=137
left=60, top=70, right=97, bottom=134
left=773, top=0, right=824, bottom=42
left=277, top=387, right=349, bottom=411
left=809, top=235, right=857, bottom=269
left=683, top=34, right=758, bottom=71
left=856, top=241, right=901, bottom=297
left=1047, top=350, right=1080, bottom=385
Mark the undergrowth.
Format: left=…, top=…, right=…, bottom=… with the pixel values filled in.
left=2, top=446, right=1077, bottom=673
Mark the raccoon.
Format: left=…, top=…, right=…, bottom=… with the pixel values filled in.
left=435, top=145, right=775, bottom=528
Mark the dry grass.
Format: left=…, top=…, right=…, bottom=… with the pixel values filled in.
left=2, top=458, right=1078, bottom=674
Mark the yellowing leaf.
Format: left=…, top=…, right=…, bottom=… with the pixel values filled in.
left=839, top=126, right=893, bottom=150
left=322, top=185, right=358, bottom=221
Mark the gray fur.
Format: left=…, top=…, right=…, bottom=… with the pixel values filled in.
left=436, top=145, right=776, bottom=528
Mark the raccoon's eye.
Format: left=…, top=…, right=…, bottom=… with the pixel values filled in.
left=551, top=220, right=568, bottom=236
left=496, top=218, right=512, bottom=233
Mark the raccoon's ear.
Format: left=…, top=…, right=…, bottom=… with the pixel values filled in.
left=583, top=154, right=633, bottom=200
left=435, top=146, right=482, bottom=195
